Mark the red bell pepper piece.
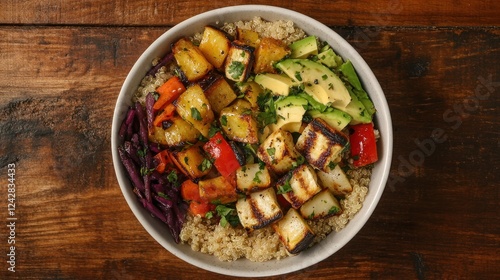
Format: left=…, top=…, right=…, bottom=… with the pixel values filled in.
left=154, top=150, right=173, bottom=174
left=349, top=122, right=378, bottom=167
left=203, top=132, right=241, bottom=178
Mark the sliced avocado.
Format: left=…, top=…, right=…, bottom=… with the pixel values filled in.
left=307, top=109, right=352, bottom=131
left=269, top=96, right=308, bottom=133
left=317, top=48, right=338, bottom=68
left=254, top=73, right=296, bottom=96
left=276, top=59, right=351, bottom=108
left=289, top=36, right=318, bottom=59
left=341, top=89, right=372, bottom=124
left=339, top=60, right=376, bottom=116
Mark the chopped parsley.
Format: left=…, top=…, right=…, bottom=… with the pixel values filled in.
left=228, top=61, right=245, bottom=80
left=266, top=147, right=276, bottom=157
left=216, top=204, right=240, bottom=227
left=277, top=179, right=292, bottom=194
left=252, top=170, right=262, bottom=183
left=198, top=158, right=212, bottom=172
left=191, top=107, right=202, bottom=121
left=220, top=115, right=228, bottom=126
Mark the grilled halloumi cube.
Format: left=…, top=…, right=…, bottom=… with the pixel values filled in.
left=300, top=189, right=342, bottom=220
left=277, top=164, right=322, bottom=209
left=236, top=187, right=283, bottom=231
left=272, top=208, right=315, bottom=255
left=224, top=41, right=254, bottom=82
left=296, top=118, right=349, bottom=172
left=316, top=164, right=353, bottom=197
left=257, top=129, right=303, bottom=176
left=236, top=163, right=272, bottom=194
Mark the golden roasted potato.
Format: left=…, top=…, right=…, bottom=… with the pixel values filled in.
left=171, top=143, right=212, bottom=179
left=219, top=99, right=259, bottom=144
left=198, top=26, right=231, bottom=69
left=175, top=84, right=214, bottom=138
left=253, top=37, right=291, bottom=74
left=236, top=81, right=262, bottom=109
left=148, top=116, right=200, bottom=147
left=204, top=75, right=238, bottom=114
left=272, top=208, right=315, bottom=254
left=172, top=37, right=214, bottom=82
left=236, top=27, right=260, bottom=48
left=198, top=175, right=237, bottom=204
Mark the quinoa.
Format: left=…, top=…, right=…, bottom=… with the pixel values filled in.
left=134, top=17, right=374, bottom=262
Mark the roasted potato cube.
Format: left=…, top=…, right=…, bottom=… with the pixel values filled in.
left=236, top=163, right=272, bottom=194
left=257, top=129, right=303, bottom=175
left=219, top=99, right=259, bottom=144
left=175, top=84, right=214, bottom=138
left=300, top=189, right=342, bottom=220
left=171, top=143, right=212, bottom=179
left=277, top=164, right=322, bottom=209
left=172, top=37, right=214, bottom=82
left=295, top=118, right=349, bottom=172
left=204, top=76, right=237, bottom=114
left=236, top=28, right=260, bottom=48
left=316, top=164, right=353, bottom=197
left=198, top=175, right=237, bottom=204
left=236, top=81, right=262, bottom=109
left=253, top=37, right=291, bottom=74
left=148, top=116, right=200, bottom=147
left=272, top=208, right=315, bottom=255
left=198, top=26, right=231, bottom=69
left=224, top=41, right=254, bottom=82
left=236, top=187, right=283, bottom=231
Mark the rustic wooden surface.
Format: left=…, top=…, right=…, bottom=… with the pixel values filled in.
left=1, top=1, right=499, bottom=279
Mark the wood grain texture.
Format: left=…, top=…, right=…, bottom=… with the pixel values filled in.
left=0, top=0, right=499, bottom=27
left=0, top=2, right=499, bottom=279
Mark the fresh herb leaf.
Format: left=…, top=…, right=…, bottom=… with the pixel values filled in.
left=198, top=158, right=212, bottom=172
left=205, top=211, right=214, bottom=219
left=328, top=206, right=340, bottom=215
left=252, top=170, right=262, bottom=183
left=228, top=61, right=245, bottom=80
left=277, top=179, right=292, bottom=194
left=166, top=170, right=178, bottom=185
left=215, top=205, right=240, bottom=227
left=266, top=147, right=276, bottom=157
left=221, top=115, right=228, bottom=126
left=191, top=107, right=202, bottom=121
left=157, top=192, right=170, bottom=200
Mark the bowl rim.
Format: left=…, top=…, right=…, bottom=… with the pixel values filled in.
left=111, top=4, right=393, bottom=277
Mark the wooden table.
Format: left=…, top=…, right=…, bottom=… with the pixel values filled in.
left=1, top=1, right=499, bottom=279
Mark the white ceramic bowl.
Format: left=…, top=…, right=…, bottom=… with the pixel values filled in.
left=112, top=5, right=393, bottom=277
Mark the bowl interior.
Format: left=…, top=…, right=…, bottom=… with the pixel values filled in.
left=111, top=4, right=393, bottom=277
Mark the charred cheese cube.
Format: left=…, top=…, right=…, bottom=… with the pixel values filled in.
left=219, top=99, right=259, bottom=144
left=172, top=37, right=214, bottom=82
left=236, top=187, right=283, bottom=231
left=316, top=164, right=353, bottom=197
left=224, top=41, right=254, bottom=82
left=296, top=118, right=349, bottom=172
left=257, top=129, right=303, bottom=176
left=300, top=189, right=342, bottom=220
left=236, top=163, right=272, bottom=194
left=272, top=208, right=315, bottom=255
left=277, top=164, right=322, bottom=209
left=171, top=143, right=212, bottom=179
left=198, top=26, right=231, bottom=69
left=198, top=175, right=237, bottom=204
